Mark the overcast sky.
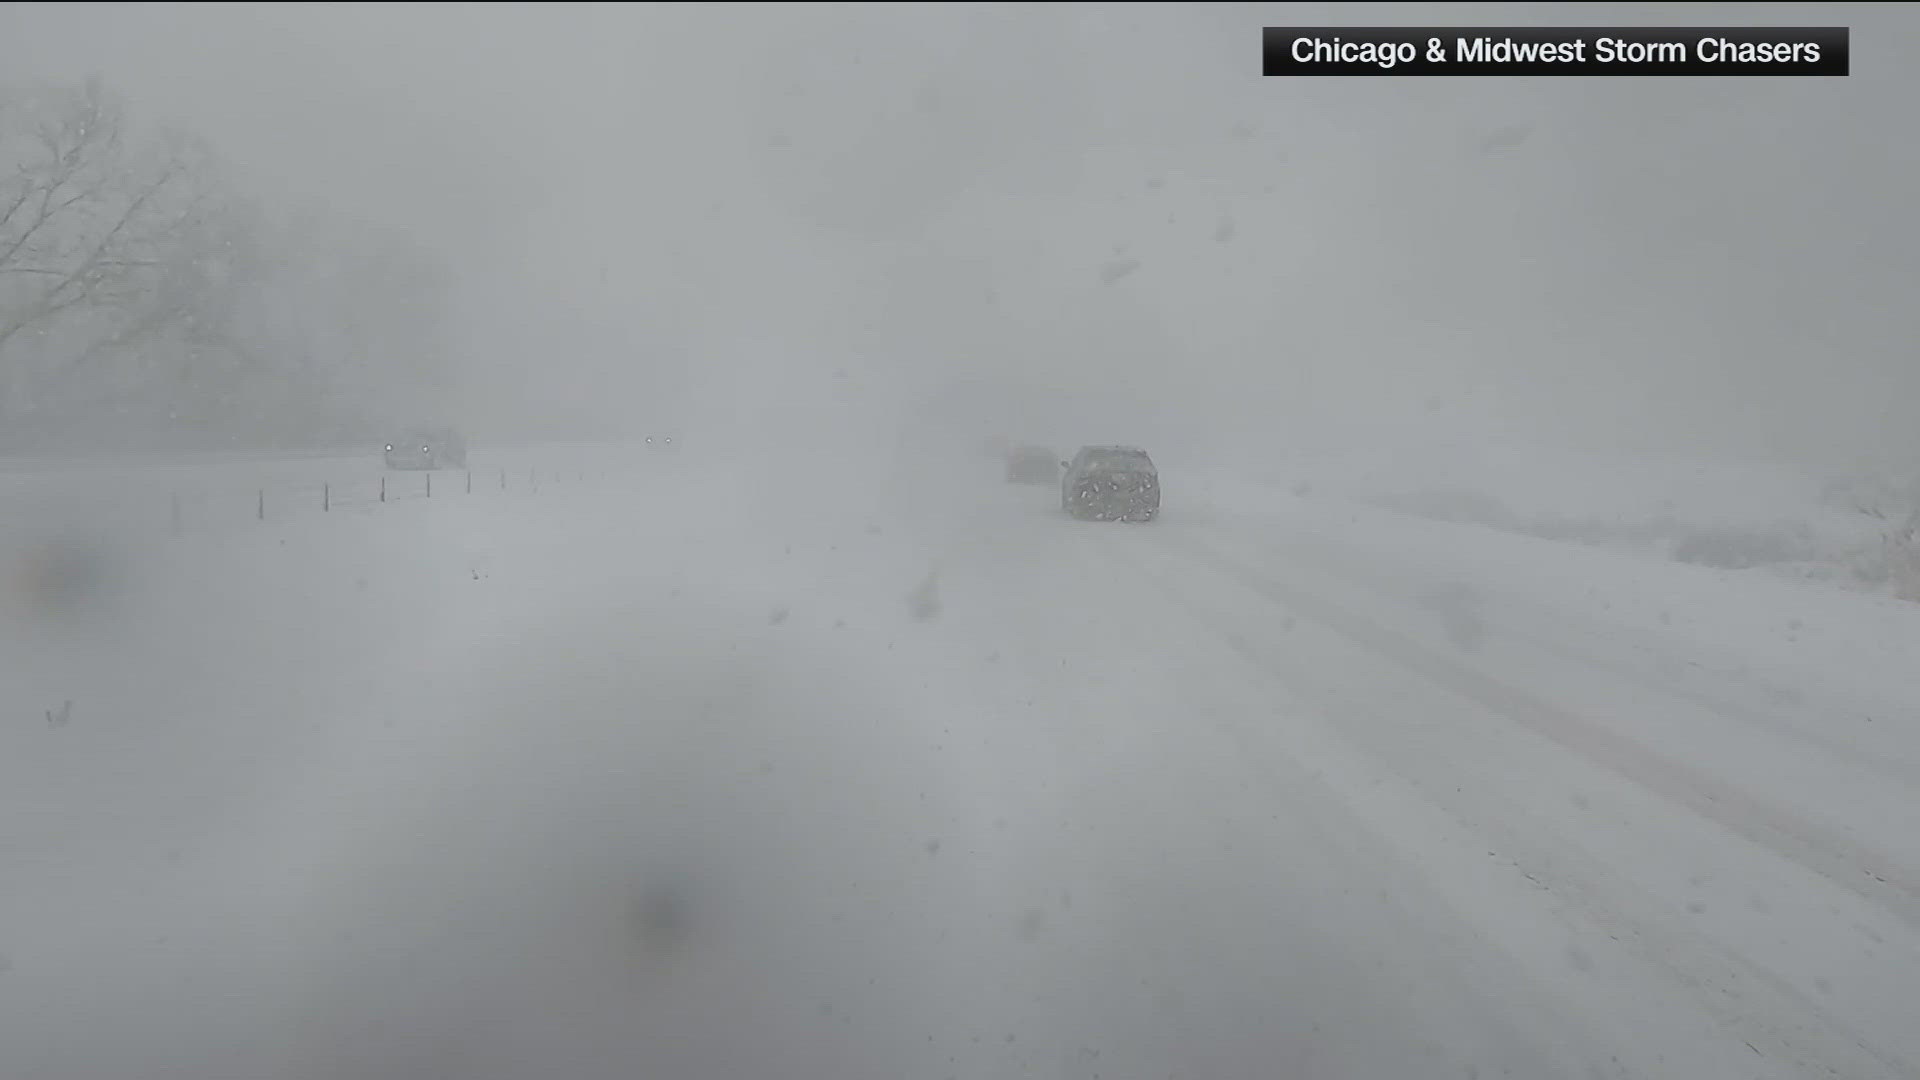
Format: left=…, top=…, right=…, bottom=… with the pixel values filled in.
left=2, top=2, right=1912, bottom=464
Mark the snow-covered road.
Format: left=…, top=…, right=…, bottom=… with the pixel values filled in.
left=4, top=449, right=1918, bottom=1079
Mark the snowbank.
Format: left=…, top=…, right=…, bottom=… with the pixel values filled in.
left=1202, top=442, right=1920, bottom=601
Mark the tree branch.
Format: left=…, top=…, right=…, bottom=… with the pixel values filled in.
left=0, top=89, right=115, bottom=271
left=0, top=176, right=40, bottom=241
left=0, top=277, right=92, bottom=355
left=1, top=260, right=168, bottom=275
left=35, top=163, right=180, bottom=313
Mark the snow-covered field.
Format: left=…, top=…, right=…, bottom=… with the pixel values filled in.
left=4, top=444, right=1920, bottom=1079
left=1202, top=443, right=1920, bottom=599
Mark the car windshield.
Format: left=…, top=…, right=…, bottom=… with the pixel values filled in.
left=4, top=7, right=1916, bottom=1080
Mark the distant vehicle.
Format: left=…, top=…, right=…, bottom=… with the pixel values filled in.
left=1062, top=445, right=1159, bottom=521
left=385, top=428, right=467, bottom=470
left=644, top=435, right=678, bottom=450
left=1004, top=444, right=1059, bottom=485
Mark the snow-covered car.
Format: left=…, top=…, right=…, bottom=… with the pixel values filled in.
left=1062, top=445, right=1159, bottom=521
left=385, top=428, right=467, bottom=470
left=1004, top=444, right=1059, bottom=485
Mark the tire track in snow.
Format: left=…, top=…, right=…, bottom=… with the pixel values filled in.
left=1149, top=528, right=1920, bottom=934
left=1093, top=528, right=1920, bottom=1079
left=1214, top=518, right=1920, bottom=795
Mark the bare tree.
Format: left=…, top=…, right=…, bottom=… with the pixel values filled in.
left=0, top=77, right=456, bottom=451
left=0, top=79, right=229, bottom=421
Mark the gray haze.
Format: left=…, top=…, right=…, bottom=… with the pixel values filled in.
left=1, top=2, right=1911, bottom=463
left=11, top=9, right=1920, bottom=1080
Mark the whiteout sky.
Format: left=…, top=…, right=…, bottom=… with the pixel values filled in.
left=1, top=2, right=1913, bottom=464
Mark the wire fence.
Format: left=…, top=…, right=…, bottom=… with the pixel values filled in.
left=160, top=463, right=595, bottom=538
